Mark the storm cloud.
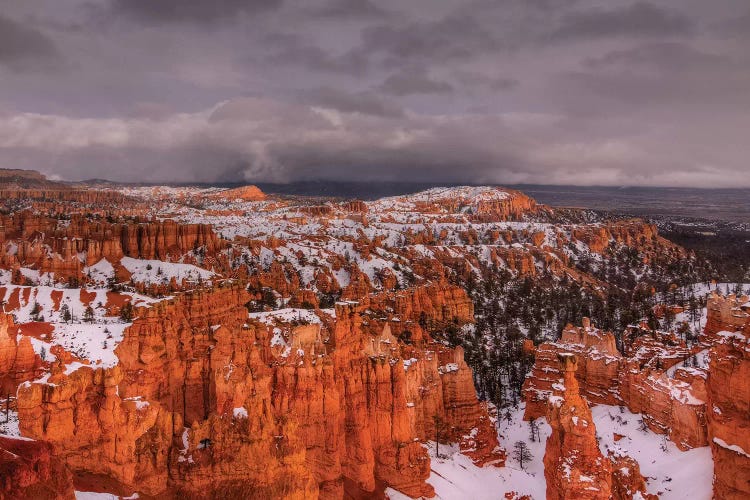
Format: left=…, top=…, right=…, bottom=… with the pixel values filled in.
left=0, top=0, right=748, bottom=187
left=0, top=15, right=62, bottom=71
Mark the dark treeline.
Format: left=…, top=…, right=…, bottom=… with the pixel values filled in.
left=436, top=237, right=723, bottom=410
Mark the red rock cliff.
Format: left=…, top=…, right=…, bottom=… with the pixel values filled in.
left=706, top=295, right=750, bottom=499
left=543, top=353, right=653, bottom=500
left=15, top=284, right=500, bottom=498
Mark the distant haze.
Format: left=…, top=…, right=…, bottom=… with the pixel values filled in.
left=1, top=1, right=749, bottom=187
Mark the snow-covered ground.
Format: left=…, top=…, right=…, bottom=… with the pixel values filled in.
left=75, top=492, right=139, bottom=500
left=386, top=405, right=549, bottom=500
left=386, top=440, right=547, bottom=500
left=0, top=284, right=161, bottom=369
left=119, top=257, right=214, bottom=286
left=386, top=403, right=713, bottom=500
left=592, top=405, right=713, bottom=500
left=0, top=405, right=22, bottom=439
left=248, top=307, right=325, bottom=325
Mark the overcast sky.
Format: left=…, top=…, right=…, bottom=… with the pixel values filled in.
left=0, top=0, right=748, bottom=186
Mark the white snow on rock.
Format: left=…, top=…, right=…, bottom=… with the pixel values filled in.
left=373, top=186, right=513, bottom=213
left=387, top=402, right=713, bottom=500
left=592, top=405, right=712, bottom=500
left=713, top=437, right=750, bottom=458
left=0, top=284, right=163, bottom=371
left=249, top=308, right=323, bottom=325
left=83, top=259, right=115, bottom=285
left=120, top=257, right=214, bottom=285
left=438, top=363, right=459, bottom=374
left=0, top=405, right=26, bottom=440
left=52, top=322, right=128, bottom=368
left=75, top=492, right=139, bottom=499
left=388, top=404, right=549, bottom=500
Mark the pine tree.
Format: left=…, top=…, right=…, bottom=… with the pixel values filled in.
left=61, top=304, right=72, bottom=324
left=30, top=301, right=41, bottom=322
left=83, top=305, right=95, bottom=323
left=119, top=302, right=134, bottom=322
left=512, top=441, right=533, bottom=470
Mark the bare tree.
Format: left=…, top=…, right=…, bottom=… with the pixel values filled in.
left=433, top=414, right=448, bottom=458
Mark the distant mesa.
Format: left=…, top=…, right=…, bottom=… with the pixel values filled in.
left=0, top=168, right=66, bottom=190
left=211, top=184, right=266, bottom=201
left=0, top=168, right=47, bottom=181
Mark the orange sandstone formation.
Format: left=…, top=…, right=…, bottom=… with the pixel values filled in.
left=706, top=294, right=750, bottom=499
left=524, top=320, right=708, bottom=450
left=0, top=312, right=41, bottom=392
left=543, top=353, right=653, bottom=500
left=15, top=284, right=500, bottom=498
left=0, top=435, right=75, bottom=500
left=210, top=185, right=266, bottom=201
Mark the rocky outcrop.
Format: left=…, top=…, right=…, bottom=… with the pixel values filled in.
left=524, top=320, right=708, bottom=450
left=523, top=319, right=622, bottom=419
left=544, top=353, right=614, bottom=499
left=0, top=213, right=222, bottom=285
left=398, top=187, right=541, bottom=221
left=17, top=363, right=174, bottom=496
left=706, top=298, right=750, bottom=499
left=528, top=296, right=750, bottom=498
left=0, top=435, right=75, bottom=500
left=703, top=292, right=750, bottom=340
left=14, top=284, right=499, bottom=498
left=0, top=189, right=131, bottom=205
left=0, top=312, right=41, bottom=393
left=210, top=185, right=266, bottom=201
left=543, top=353, right=653, bottom=500
left=362, top=281, right=474, bottom=327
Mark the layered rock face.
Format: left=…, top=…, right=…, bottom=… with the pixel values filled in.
left=706, top=295, right=750, bottom=499
left=0, top=189, right=131, bottom=205
left=543, top=353, right=652, bottom=500
left=15, top=284, right=500, bottom=498
left=703, top=292, right=750, bottom=340
left=523, top=320, right=708, bottom=450
left=527, top=295, right=750, bottom=499
left=523, top=319, right=622, bottom=419
left=0, top=312, right=41, bottom=393
left=1, top=182, right=703, bottom=498
left=17, top=364, right=175, bottom=496
left=0, top=435, right=75, bottom=499
left=544, top=354, right=614, bottom=499
left=0, top=213, right=221, bottom=285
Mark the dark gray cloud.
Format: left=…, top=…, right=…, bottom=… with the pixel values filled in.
left=583, top=42, right=728, bottom=71
left=0, top=0, right=748, bottom=187
left=379, top=68, right=453, bottom=96
left=717, top=8, right=750, bottom=38
left=109, top=0, right=283, bottom=24
left=312, top=0, right=389, bottom=19
left=359, top=14, right=502, bottom=68
left=454, top=71, right=519, bottom=92
left=260, top=33, right=369, bottom=76
left=550, top=2, right=693, bottom=41
left=0, top=15, right=62, bottom=71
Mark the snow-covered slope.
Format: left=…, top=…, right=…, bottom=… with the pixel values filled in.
left=387, top=403, right=713, bottom=500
